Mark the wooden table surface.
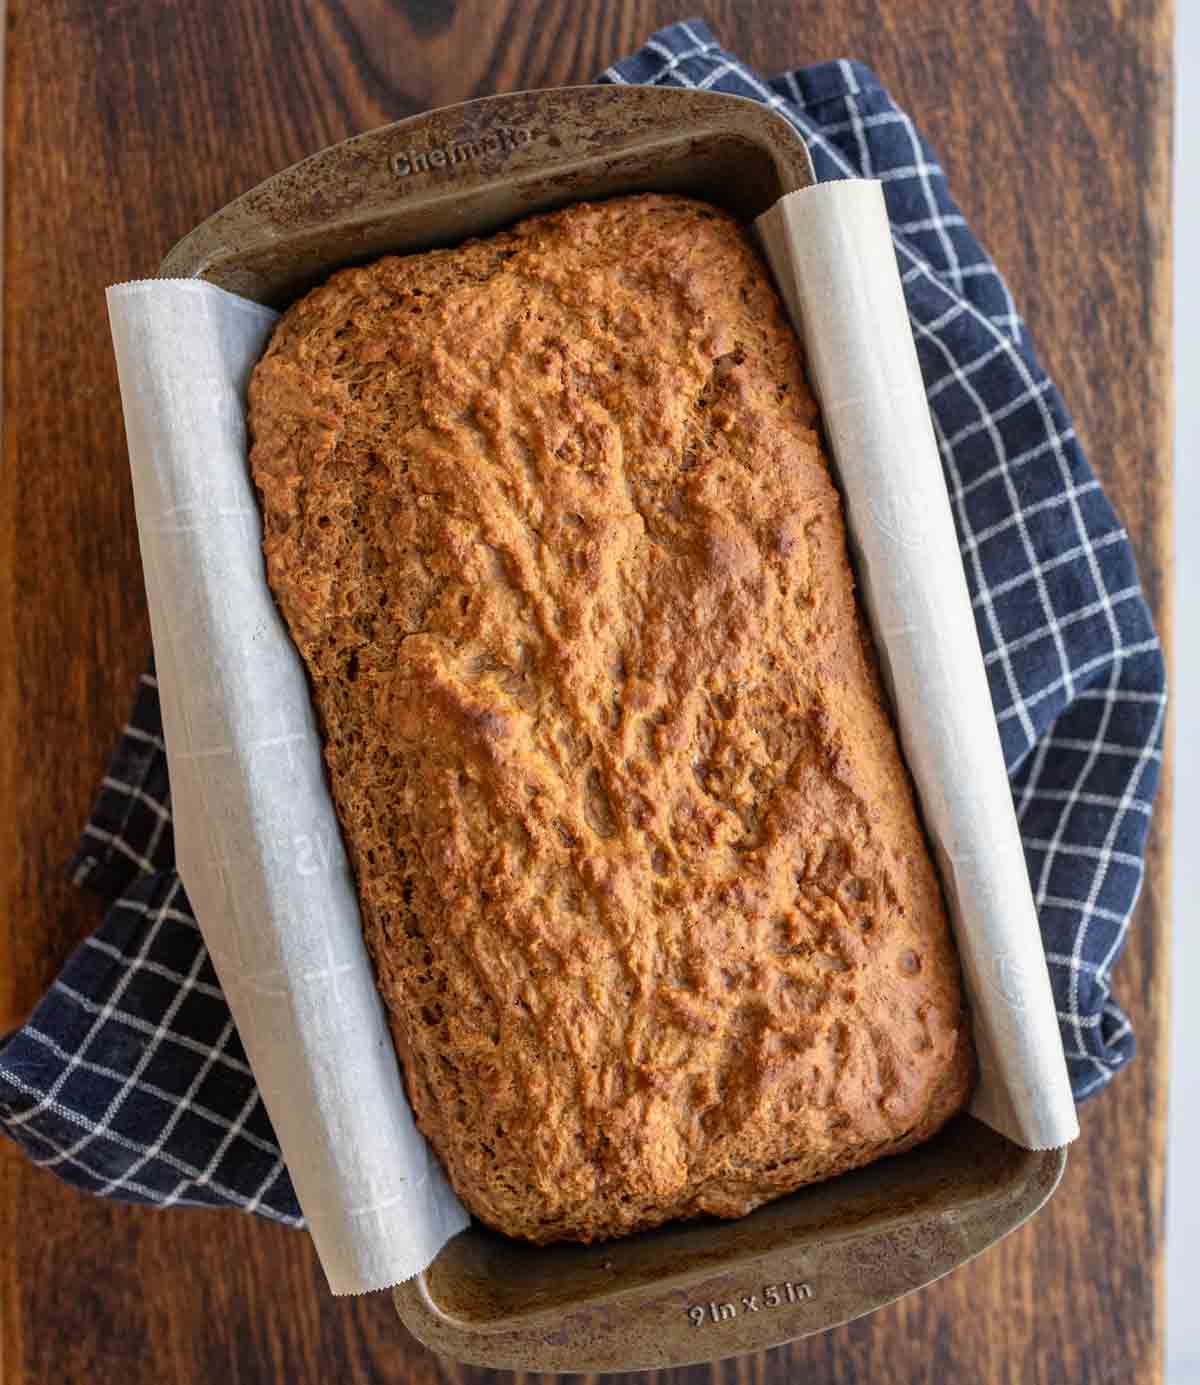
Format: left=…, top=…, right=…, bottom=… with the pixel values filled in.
left=0, top=2, right=1173, bottom=1383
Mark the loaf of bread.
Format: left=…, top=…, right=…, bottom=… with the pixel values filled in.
left=247, top=193, right=974, bottom=1244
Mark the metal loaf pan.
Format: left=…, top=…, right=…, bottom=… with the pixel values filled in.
left=161, top=86, right=1067, bottom=1372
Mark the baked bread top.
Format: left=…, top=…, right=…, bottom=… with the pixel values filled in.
left=248, top=193, right=973, bottom=1243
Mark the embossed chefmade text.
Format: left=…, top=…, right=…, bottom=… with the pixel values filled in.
left=391, top=127, right=534, bottom=177
left=686, top=1280, right=814, bottom=1326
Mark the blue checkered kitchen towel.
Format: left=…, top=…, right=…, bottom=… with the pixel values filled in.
left=0, top=20, right=1166, bottom=1224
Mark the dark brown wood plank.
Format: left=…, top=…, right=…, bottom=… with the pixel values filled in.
left=0, top=2, right=1172, bottom=1383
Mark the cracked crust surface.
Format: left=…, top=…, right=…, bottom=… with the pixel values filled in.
left=247, top=193, right=974, bottom=1243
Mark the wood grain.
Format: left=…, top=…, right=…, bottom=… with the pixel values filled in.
left=0, top=2, right=1172, bottom=1383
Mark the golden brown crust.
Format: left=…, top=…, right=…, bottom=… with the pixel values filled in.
left=247, top=193, right=974, bottom=1244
